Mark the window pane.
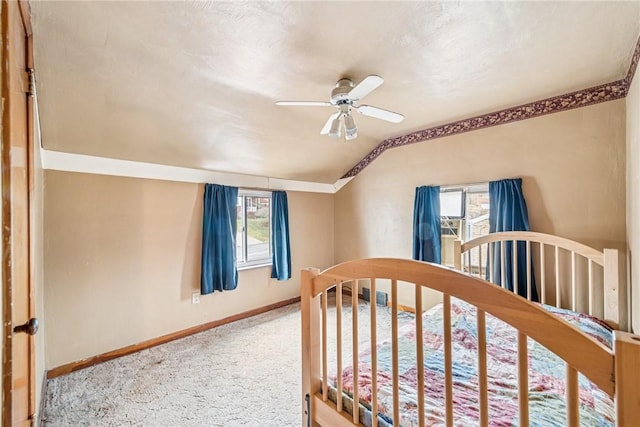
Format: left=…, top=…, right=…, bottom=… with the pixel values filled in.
left=468, top=217, right=489, bottom=241
left=467, top=191, right=490, bottom=221
left=440, top=190, right=464, bottom=217
left=246, top=196, right=270, bottom=261
left=236, top=196, right=243, bottom=262
left=466, top=190, right=490, bottom=272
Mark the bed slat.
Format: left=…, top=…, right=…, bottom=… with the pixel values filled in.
left=500, top=241, right=506, bottom=289
left=477, top=309, right=488, bottom=427
left=566, top=365, right=579, bottom=426
left=540, top=243, right=546, bottom=304
left=518, top=332, right=529, bottom=426
left=526, top=241, right=531, bottom=301
left=555, top=246, right=561, bottom=308
left=415, top=284, right=425, bottom=427
left=391, top=280, right=400, bottom=426
left=604, top=249, right=619, bottom=328
left=588, top=259, right=594, bottom=316
left=336, top=282, right=343, bottom=413
left=370, top=279, right=378, bottom=427
left=489, top=242, right=494, bottom=283
left=322, top=290, right=328, bottom=401
left=513, top=240, right=518, bottom=296
left=478, top=244, right=483, bottom=280
left=444, top=294, right=453, bottom=427
left=571, top=251, right=577, bottom=312
left=351, top=281, right=359, bottom=424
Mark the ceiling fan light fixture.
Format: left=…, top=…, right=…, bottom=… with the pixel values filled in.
left=344, top=114, right=357, bottom=140
left=328, top=117, right=341, bottom=138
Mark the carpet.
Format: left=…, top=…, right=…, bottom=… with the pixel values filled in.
left=42, top=295, right=413, bottom=427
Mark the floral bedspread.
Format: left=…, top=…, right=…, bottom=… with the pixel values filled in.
left=330, top=298, right=614, bottom=426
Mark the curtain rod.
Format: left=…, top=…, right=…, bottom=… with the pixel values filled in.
left=440, top=181, right=489, bottom=190
left=439, top=176, right=522, bottom=189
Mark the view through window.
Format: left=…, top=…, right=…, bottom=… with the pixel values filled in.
left=440, top=183, right=490, bottom=267
left=236, top=191, right=272, bottom=267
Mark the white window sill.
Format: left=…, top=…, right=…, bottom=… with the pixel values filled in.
left=237, top=262, right=272, bottom=272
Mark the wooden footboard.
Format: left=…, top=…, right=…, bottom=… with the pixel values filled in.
left=301, top=258, right=640, bottom=426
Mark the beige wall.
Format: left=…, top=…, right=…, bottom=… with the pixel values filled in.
left=43, top=171, right=334, bottom=368
left=627, top=73, right=640, bottom=334
left=335, top=100, right=627, bottom=313
left=40, top=96, right=632, bottom=368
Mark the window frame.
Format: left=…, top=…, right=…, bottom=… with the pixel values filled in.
left=236, top=189, right=273, bottom=269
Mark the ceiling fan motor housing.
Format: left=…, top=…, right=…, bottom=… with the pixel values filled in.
left=330, top=78, right=355, bottom=105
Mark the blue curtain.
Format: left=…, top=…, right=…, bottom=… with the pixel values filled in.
left=488, top=178, right=538, bottom=301
left=201, top=184, right=239, bottom=294
left=271, top=191, right=292, bottom=280
left=413, top=186, right=441, bottom=263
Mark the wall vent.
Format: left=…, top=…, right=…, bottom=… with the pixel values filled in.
left=361, top=288, right=388, bottom=307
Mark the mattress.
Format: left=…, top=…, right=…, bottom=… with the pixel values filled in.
left=327, top=298, right=614, bottom=427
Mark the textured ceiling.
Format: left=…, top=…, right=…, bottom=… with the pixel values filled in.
left=31, top=1, right=640, bottom=184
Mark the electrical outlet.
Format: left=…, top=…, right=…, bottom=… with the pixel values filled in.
left=191, top=292, right=200, bottom=304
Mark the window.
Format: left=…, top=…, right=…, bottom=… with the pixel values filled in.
left=440, top=188, right=465, bottom=219
left=236, top=190, right=272, bottom=268
left=440, top=183, right=489, bottom=266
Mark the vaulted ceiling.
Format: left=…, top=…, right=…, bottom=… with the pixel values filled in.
left=31, top=1, right=640, bottom=184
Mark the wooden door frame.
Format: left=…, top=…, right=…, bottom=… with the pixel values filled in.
left=2, top=0, right=35, bottom=424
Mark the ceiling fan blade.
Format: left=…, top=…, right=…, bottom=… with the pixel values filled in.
left=348, top=75, right=384, bottom=101
left=275, top=101, right=332, bottom=107
left=320, top=112, right=340, bottom=135
left=356, top=105, right=404, bottom=123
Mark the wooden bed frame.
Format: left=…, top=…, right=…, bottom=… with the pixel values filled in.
left=301, top=231, right=640, bottom=426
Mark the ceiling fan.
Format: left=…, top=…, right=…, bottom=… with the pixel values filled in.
left=276, top=75, right=404, bottom=140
